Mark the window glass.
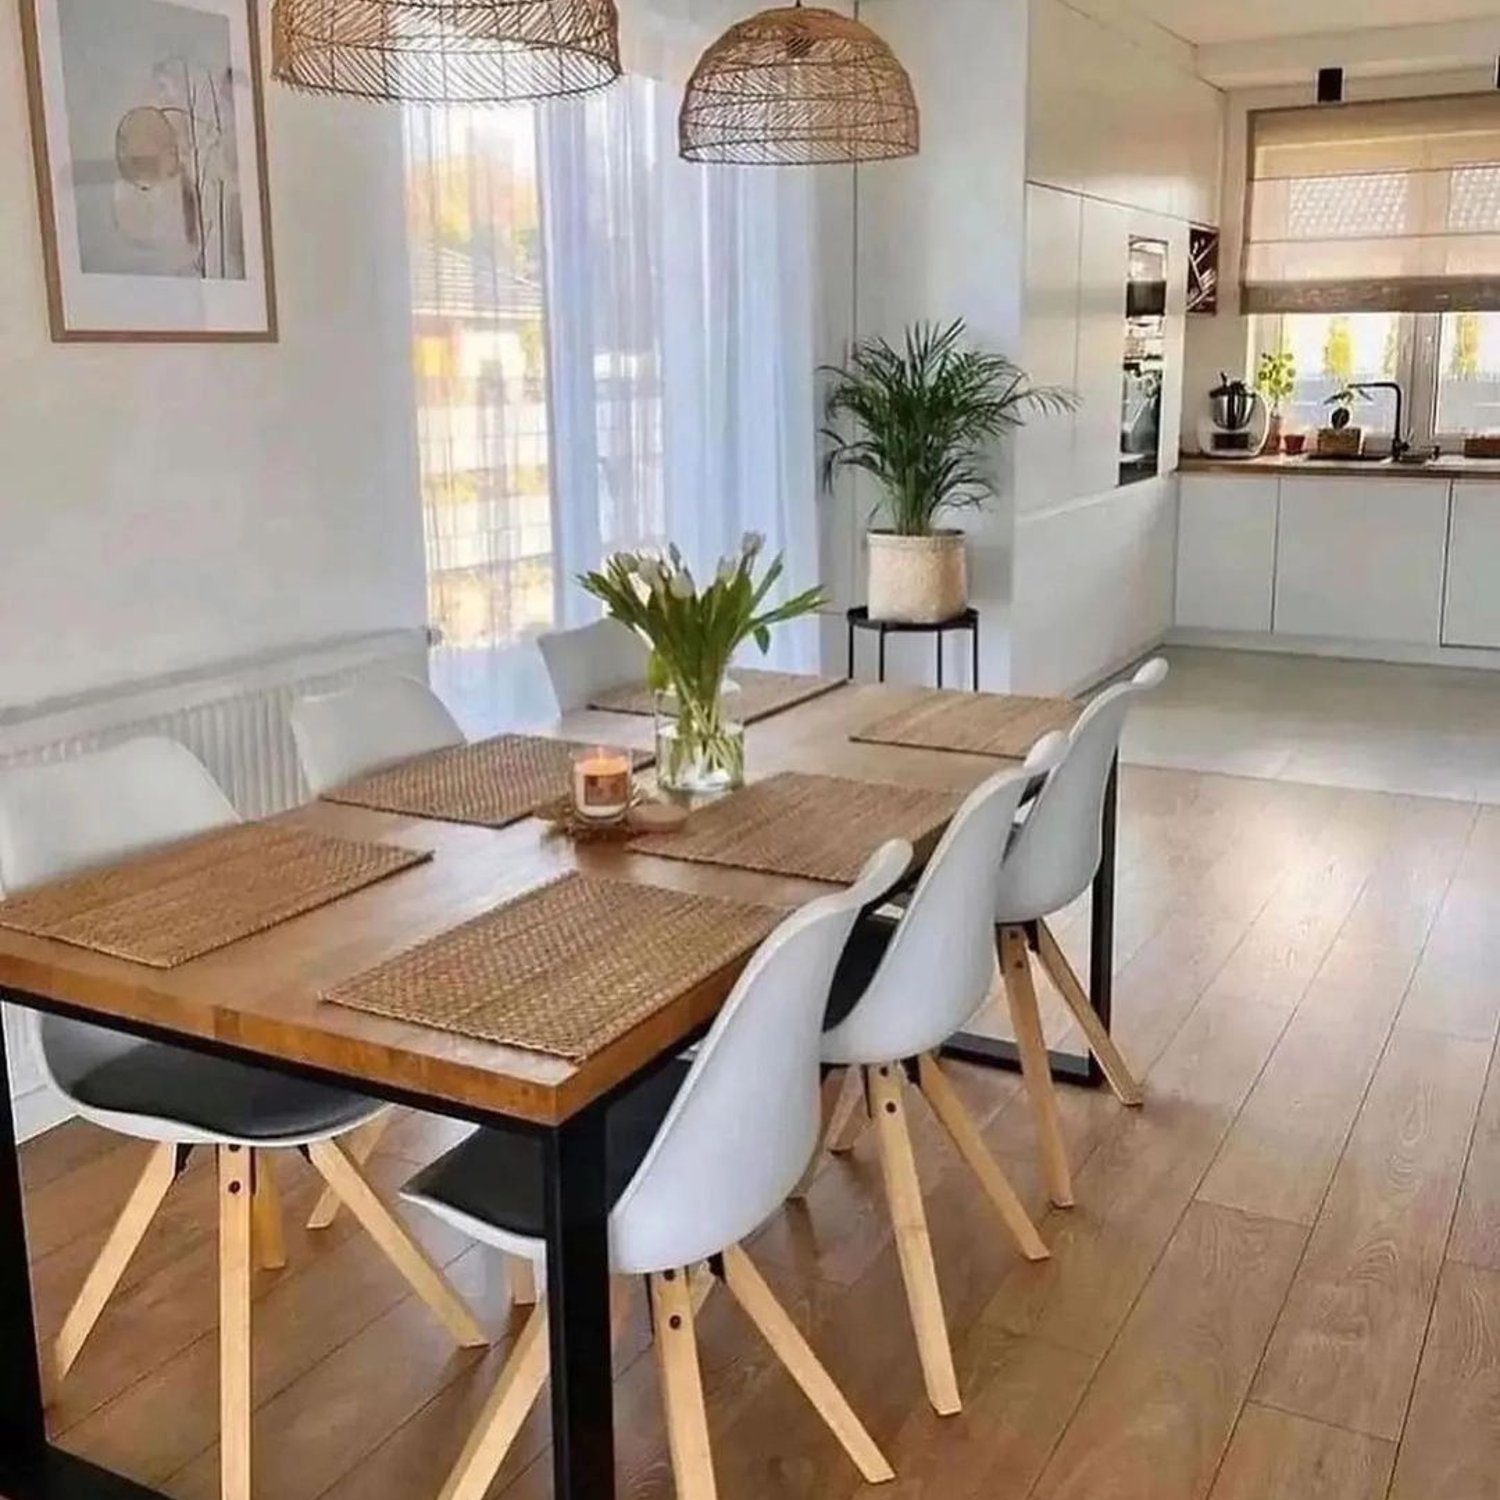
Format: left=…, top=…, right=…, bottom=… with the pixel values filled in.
left=1259, top=313, right=1402, bottom=435
left=1436, top=312, right=1500, bottom=436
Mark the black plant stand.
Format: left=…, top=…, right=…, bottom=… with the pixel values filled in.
left=846, top=606, right=981, bottom=690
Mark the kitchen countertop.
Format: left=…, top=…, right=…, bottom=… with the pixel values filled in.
left=1179, top=452, right=1500, bottom=480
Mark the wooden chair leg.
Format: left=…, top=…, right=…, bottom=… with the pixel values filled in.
left=305, top=1139, right=487, bottom=1348
left=251, top=1151, right=287, bottom=1271
left=790, top=1071, right=855, bottom=1200
left=54, top=1141, right=178, bottom=1382
left=1036, top=921, right=1144, bottom=1107
left=307, top=1110, right=392, bottom=1231
left=827, top=1069, right=869, bottom=1154
left=998, top=927, right=1075, bottom=1209
left=507, top=1255, right=539, bottom=1308
left=689, top=1262, right=716, bottom=1316
left=436, top=1305, right=549, bottom=1500
left=867, top=1064, right=961, bottom=1416
left=721, top=1244, right=894, bottom=1484
left=916, top=1054, right=1049, bottom=1262
left=219, top=1146, right=253, bottom=1500
left=651, top=1269, right=719, bottom=1500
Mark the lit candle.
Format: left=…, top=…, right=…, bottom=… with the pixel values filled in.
left=572, top=746, right=633, bottom=821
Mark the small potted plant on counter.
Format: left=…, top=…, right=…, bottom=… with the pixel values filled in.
left=821, top=320, right=1075, bottom=624
left=1255, top=348, right=1296, bottom=454
left=1317, top=386, right=1370, bottom=458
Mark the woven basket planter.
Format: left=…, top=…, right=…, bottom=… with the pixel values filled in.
left=1315, top=426, right=1365, bottom=458
left=867, top=530, right=967, bottom=624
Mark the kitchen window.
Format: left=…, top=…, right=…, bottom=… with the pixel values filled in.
left=1253, top=311, right=1500, bottom=450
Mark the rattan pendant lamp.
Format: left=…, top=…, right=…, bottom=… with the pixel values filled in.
left=679, top=2, right=918, bottom=165
left=271, top=0, right=622, bottom=105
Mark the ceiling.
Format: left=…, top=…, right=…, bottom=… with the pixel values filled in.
left=1129, top=0, right=1500, bottom=45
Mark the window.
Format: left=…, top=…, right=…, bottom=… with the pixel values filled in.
left=402, top=78, right=820, bottom=730
left=1253, top=310, right=1500, bottom=449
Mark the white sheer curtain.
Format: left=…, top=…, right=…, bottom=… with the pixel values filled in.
left=408, top=76, right=819, bottom=730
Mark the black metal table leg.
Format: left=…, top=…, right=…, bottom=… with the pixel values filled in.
left=972, top=621, right=980, bottom=690
left=0, top=1019, right=47, bottom=1479
left=846, top=619, right=855, bottom=680
left=943, top=753, right=1119, bottom=1087
left=877, top=627, right=887, bottom=682
left=542, top=1103, right=615, bottom=1500
left=936, top=634, right=944, bottom=688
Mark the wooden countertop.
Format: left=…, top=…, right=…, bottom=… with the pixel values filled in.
left=1179, top=453, right=1500, bottom=481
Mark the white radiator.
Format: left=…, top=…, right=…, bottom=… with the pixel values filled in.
left=0, top=627, right=431, bottom=1137
left=0, top=627, right=431, bottom=818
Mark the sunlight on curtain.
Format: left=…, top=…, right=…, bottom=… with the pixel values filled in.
left=404, top=77, right=818, bottom=731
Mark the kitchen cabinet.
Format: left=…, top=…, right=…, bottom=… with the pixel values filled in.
left=1175, top=474, right=1279, bottom=632
left=1444, top=482, right=1500, bottom=648
left=1273, top=478, right=1448, bottom=644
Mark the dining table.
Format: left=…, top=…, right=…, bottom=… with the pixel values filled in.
left=0, top=680, right=1117, bottom=1500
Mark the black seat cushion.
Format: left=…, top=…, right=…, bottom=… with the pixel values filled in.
left=70, top=1040, right=378, bottom=1143
left=824, top=909, right=898, bottom=1031
left=402, top=1058, right=692, bottom=1240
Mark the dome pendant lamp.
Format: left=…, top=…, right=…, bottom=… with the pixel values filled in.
left=679, top=2, right=919, bottom=166
left=271, top=0, right=623, bottom=106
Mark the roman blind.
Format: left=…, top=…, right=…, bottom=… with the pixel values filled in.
left=1243, top=93, right=1500, bottom=313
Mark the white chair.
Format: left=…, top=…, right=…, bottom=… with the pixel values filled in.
left=0, top=738, right=487, bottom=1500
left=536, top=618, right=649, bottom=713
left=290, top=675, right=464, bottom=796
left=992, top=657, right=1168, bottom=1210
left=401, top=842, right=912, bottom=1500
left=809, top=736, right=1065, bottom=1417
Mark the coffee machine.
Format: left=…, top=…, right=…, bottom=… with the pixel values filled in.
left=1196, top=373, right=1269, bottom=458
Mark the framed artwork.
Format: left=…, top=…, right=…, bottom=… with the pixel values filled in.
left=19, top=0, right=277, bottom=342
left=1187, top=224, right=1220, bottom=317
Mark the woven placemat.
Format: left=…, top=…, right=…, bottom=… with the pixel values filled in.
left=850, top=690, right=1079, bottom=760
left=322, top=734, right=651, bottom=829
left=629, top=771, right=961, bottom=885
left=323, top=872, right=782, bottom=1061
left=589, top=669, right=848, bottom=725
left=0, top=823, right=431, bottom=969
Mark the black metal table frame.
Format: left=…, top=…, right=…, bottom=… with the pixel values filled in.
left=0, top=988, right=636, bottom=1500
left=0, top=765, right=1116, bottom=1500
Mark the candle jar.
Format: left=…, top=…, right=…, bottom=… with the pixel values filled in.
left=572, top=746, right=633, bottom=822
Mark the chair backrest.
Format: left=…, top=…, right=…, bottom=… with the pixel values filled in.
left=821, top=733, right=1068, bottom=1067
left=0, top=738, right=239, bottom=1102
left=537, top=619, right=649, bottom=713
left=290, top=676, right=464, bottom=795
left=609, top=840, right=912, bottom=1275
left=995, top=657, right=1167, bottom=922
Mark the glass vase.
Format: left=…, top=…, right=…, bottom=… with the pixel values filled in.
left=654, top=678, right=745, bottom=795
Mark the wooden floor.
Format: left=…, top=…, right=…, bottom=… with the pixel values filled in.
left=21, top=763, right=1500, bottom=1500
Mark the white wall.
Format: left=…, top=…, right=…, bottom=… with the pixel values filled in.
left=829, top=0, right=1031, bottom=689
left=1010, top=0, right=1223, bottom=692
left=0, top=13, right=428, bottom=711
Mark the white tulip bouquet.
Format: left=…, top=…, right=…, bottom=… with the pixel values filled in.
left=579, top=536, right=825, bottom=790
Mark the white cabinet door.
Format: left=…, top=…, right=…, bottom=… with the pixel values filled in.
left=1444, top=482, right=1500, bottom=648
left=1274, top=478, right=1449, bottom=644
left=1175, top=474, right=1279, bottom=632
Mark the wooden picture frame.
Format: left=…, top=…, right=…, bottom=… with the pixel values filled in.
left=18, top=0, right=278, bottom=343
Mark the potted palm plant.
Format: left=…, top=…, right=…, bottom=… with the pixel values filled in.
left=821, top=320, right=1076, bottom=623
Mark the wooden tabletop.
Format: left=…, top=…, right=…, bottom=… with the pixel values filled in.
left=0, top=682, right=1051, bottom=1127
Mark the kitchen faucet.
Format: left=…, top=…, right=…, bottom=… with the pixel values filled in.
left=1348, top=381, right=1409, bottom=460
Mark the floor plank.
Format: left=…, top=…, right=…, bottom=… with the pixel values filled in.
left=1208, top=1404, right=1394, bottom=1500
left=1387, top=1260, right=1500, bottom=1500
left=1253, top=1025, right=1491, bottom=1439
left=1448, top=1043, right=1500, bottom=1272
left=1027, top=1202, right=1306, bottom=1500
left=1197, top=939, right=1416, bottom=1226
